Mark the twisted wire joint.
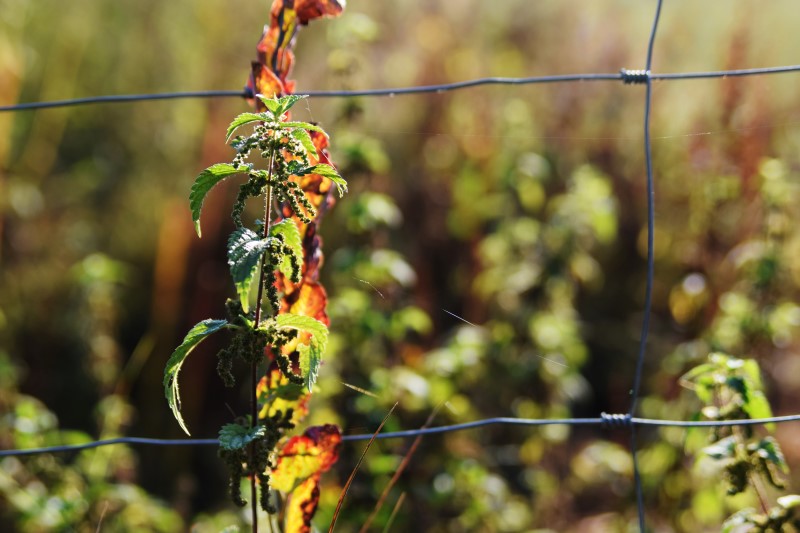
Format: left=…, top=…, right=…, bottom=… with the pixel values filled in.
left=620, top=68, right=651, bottom=84
left=601, top=412, right=633, bottom=428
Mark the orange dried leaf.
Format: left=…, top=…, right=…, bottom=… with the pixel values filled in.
left=271, top=424, right=342, bottom=533
left=257, top=366, right=310, bottom=425
left=252, top=0, right=345, bottom=103
left=281, top=476, right=320, bottom=533
left=272, top=425, right=341, bottom=490
left=248, top=63, right=286, bottom=104
left=294, top=0, right=346, bottom=24
left=282, top=281, right=329, bottom=326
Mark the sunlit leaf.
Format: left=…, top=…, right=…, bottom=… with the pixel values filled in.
left=256, top=94, right=282, bottom=115
left=272, top=313, right=328, bottom=391
left=227, top=228, right=270, bottom=313
left=754, top=437, right=788, bottom=472
left=190, top=164, right=247, bottom=237
left=777, top=495, right=800, bottom=509
left=272, top=425, right=341, bottom=491
left=703, top=436, right=736, bottom=460
left=743, top=391, right=775, bottom=432
left=226, top=112, right=269, bottom=142
left=741, top=359, right=764, bottom=391
left=283, top=282, right=329, bottom=325
left=309, top=163, right=347, bottom=197
left=270, top=219, right=303, bottom=282
left=257, top=366, right=310, bottom=425
left=722, top=508, right=758, bottom=532
left=286, top=161, right=316, bottom=177
left=291, top=128, right=318, bottom=158
left=680, top=363, right=717, bottom=384
left=725, top=376, right=749, bottom=401
left=164, top=319, right=229, bottom=435
left=282, top=121, right=327, bottom=135
left=260, top=94, right=307, bottom=117
left=695, top=382, right=714, bottom=404
left=298, top=341, right=322, bottom=392
left=219, top=423, right=266, bottom=451
left=274, top=313, right=328, bottom=344
left=271, top=424, right=341, bottom=533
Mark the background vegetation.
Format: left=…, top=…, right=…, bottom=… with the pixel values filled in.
left=3, top=0, right=800, bottom=531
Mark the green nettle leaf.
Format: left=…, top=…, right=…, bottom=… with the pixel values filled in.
left=164, top=319, right=229, bottom=435
left=257, top=94, right=307, bottom=117
left=227, top=228, right=270, bottom=313
left=272, top=313, right=329, bottom=392
left=226, top=112, right=269, bottom=142
left=310, top=163, right=348, bottom=197
left=777, top=495, right=800, bottom=509
left=286, top=161, right=315, bottom=176
left=190, top=163, right=247, bottom=237
left=725, top=376, right=749, bottom=401
left=722, top=508, right=758, bottom=532
left=741, top=359, right=764, bottom=390
left=703, top=435, right=737, bottom=460
left=755, top=437, right=788, bottom=471
left=219, top=423, right=267, bottom=451
left=743, top=390, right=775, bottom=431
left=298, top=342, right=322, bottom=393
left=261, top=381, right=307, bottom=403
left=695, top=382, right=714, bottom=404
left=269, top=219, right=303, bottom=281
left=291, top=128, right=317, bottom=158
left=256, top=94, right=281, bottom=115
left=680, top=363, right=717, bottom=384
left=282, top=121, right=327, bottom=135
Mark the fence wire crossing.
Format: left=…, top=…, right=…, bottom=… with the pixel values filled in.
left=3, top=1, right=800, bottom=530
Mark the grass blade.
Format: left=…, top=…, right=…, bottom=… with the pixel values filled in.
left=358, top=405, right=441, bottom=533
left=328, top=403, right=397, bottom=533
left=381, top=492, right=406, bottom=533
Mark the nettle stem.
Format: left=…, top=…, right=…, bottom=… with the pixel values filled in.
left=250, top=148, right=276, bottom=532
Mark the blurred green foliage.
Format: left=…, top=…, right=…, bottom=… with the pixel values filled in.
left=4, top=0, right=800, bottom=531
left=680, top=353, right=800, bottom=531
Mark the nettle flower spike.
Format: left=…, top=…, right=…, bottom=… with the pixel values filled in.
left=188, top=94, right=347, bottom=240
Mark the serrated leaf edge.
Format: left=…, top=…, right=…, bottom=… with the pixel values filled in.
left=164, top=319, right=229, bottom=435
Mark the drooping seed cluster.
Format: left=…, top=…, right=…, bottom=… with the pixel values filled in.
left=216, top=298, right=303, bottom=513
left=230, top=123, right=318, bottom=228
left=218, top=406, right=295, bottom=512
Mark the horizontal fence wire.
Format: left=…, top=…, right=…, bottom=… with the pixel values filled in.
left=4, top=414, right=800, bottom=458
left=3, top=65, right=800, bottom=112
left=0, top=90, right=248, bottom=112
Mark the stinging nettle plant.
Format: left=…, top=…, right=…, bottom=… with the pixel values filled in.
left=681, top=352, right=800, bottom=532
left=163, top=93, right=346, bottom=529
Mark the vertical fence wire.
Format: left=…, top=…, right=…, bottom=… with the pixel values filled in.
left=628, top=1, right=665, bottom=530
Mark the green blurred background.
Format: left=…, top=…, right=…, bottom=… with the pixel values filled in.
left=3, top=0, right=800, bottom=531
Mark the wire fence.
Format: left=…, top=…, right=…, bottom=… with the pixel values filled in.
left=4, top=0, right=800, bottom=529
left=4, top=64, right=800, bottom=112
